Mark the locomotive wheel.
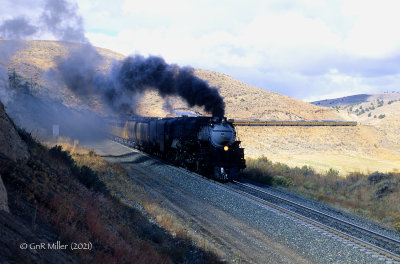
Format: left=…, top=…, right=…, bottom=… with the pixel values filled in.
left=213, top=166, right=228, bottom=181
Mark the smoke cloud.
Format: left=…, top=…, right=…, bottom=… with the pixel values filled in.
left=40, top=0, right=87, bottom=42
left=0, top=0, right=103, bottom=143
left=0, top=65, right=13, bottom=105
left=0, top=0, right=226, bottom=121
left=0, top=17, right=38, bottom=39
left=61, top=54, right=226, bottom=117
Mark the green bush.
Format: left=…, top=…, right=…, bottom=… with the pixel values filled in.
left=378, top=114, right=386, bottom=119
left=273, top=176, right=293, bottom=187
left=79, top=165, right=108, bottom=194
left=394, top=222, right=400, bottom=232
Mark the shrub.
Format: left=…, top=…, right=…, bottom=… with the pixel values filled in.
left=367, top=171, right=387, bottom=185
left=49, top=146, right=108, bottom=194
left=378, top=114, right=386, bottom=119
left=325, top=168, right=339, bottom=178
left=17, top=128, right=37, bottom=146
left=49, top=145, right=76, bottom=168
left=375, top=180, right=392, bottom=199
left=394, top=222, right=400, bottom=232
left=273, top=176, right=293, bottom=187
left=79, top=165, right=108, bottom=194
left=300, top=165, right=315, bottom=176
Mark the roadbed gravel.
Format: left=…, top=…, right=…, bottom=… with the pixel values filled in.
left=86, top=139, right=395, bottom=263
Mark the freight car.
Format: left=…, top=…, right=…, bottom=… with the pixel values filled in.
left=107, top=116, right=246, bottom=181
left=233, top=119, right=357, bottom=126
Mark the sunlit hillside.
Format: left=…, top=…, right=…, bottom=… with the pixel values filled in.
left=2, top=39, right=400, bottom=174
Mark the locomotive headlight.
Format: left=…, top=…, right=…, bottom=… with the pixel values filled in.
left=224, top=146, right=229, bottom=151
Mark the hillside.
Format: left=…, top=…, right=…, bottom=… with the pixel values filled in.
left=0, top=100, right=220, bottom=263
left=1, top=39, right=343, bottom=120
left=1, top=39, right=399, bottom=173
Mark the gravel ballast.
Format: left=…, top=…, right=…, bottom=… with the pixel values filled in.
left=89, top=140, right=395, bottom=263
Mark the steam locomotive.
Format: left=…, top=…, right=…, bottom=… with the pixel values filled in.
left=107, top=116, right=246, bottom=181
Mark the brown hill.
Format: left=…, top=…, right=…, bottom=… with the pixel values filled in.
left=1, top=39, right=343, bottom=120
left=2, top=39, right=399, bottom=174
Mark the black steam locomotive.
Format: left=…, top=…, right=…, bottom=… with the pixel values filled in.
left=107, top=116, right=246, bottom=181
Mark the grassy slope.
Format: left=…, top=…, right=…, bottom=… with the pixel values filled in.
left=0, top=129, right=220, bottom=263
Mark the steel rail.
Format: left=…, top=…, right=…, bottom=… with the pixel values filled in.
left=230, top=180, right=400, bottom=263
left=107, top=139, right=399, bottom=262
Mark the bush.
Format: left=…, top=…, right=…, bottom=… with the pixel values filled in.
left=49, top=145, right=76, bottom=168
left=375, top=180, right=392, bottom=199
left=273, top=176, right=293, bottom=187
left=378, top=114, right=386, bottom=119
left=300, top=165, right=315, bottom=176
left=78, top=166, right=108, bottom=194
left=394, top=222, right=400, bottom=232
left=368, top=171, right=388, bottom=185
left=17, top=128, right=37, bottom=146
left=49, top=146, right=108, bottom=194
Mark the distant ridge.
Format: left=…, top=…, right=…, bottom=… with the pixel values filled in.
left=311, top=94, right=371, bottom=107
left=311, top=92, right=400, bottom=107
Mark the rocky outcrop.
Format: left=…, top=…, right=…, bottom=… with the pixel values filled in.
left=0, top=101, right=29, bottom=162
left=0, top=174, right=9, bottom=213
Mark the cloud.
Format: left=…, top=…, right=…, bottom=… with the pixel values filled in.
left=3, top=0, right=400, bottom=101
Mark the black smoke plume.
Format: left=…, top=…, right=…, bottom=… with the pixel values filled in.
left=91, top=55, right=225, bottom=117
left=54, top=48, right=226, bottom=117
left=0, top=0, right=226, bottom=117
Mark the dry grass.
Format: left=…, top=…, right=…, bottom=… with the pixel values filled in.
left=52, top=140, right=221, bottom=262
left=242, top=156, right=400, bottom=231
left=237, top=125, right=400, bottom=174
left=1, top=132, right=221, bottom=263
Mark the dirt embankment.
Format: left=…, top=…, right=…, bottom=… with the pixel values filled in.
left=0, top=100, right=30, bottom=213
left=0, top=101, right=29, bottom=162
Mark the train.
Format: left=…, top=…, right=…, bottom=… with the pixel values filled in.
left=233, top=119, right=357, bottom=126
left=107, top=116, right=246, bottom=181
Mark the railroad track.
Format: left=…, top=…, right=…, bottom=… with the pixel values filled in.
left=225, top=180, right=400, bottom=263
left=107, top=139, right=400, bottom=262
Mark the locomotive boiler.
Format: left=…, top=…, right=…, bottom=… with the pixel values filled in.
left=107, top=116, right=246, bottom=181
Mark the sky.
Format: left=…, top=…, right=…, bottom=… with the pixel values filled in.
left=2, top=0, right=400, bottom=101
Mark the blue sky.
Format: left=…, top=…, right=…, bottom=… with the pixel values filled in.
left=3, top=0, right=400, bottom=101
